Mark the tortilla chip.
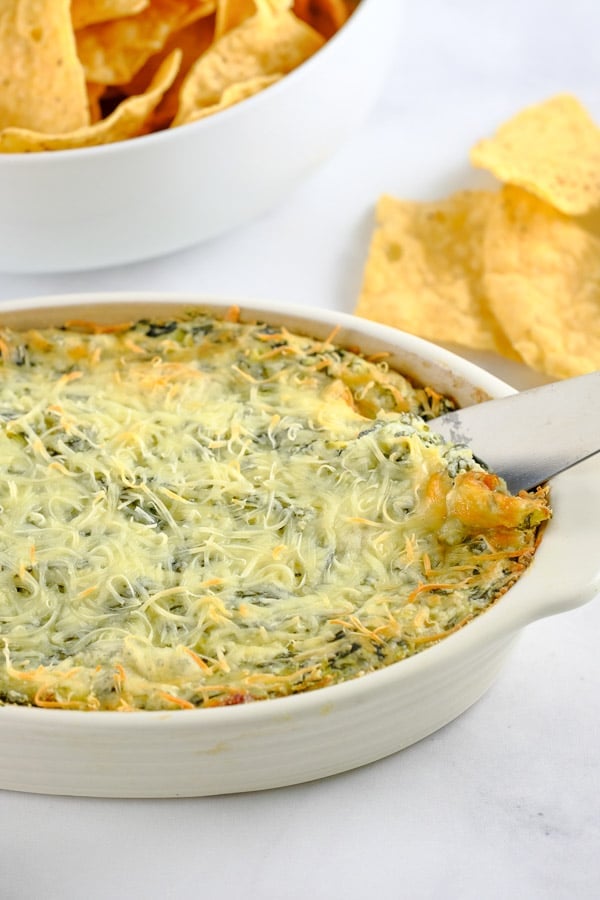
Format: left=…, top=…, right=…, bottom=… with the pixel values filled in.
left=76, top=0, right=215, bottom=85
left=0, top=49, right=181, bottom=152
left=471, top=95, right=600, bottom=216
left=293, top=0, right=348, bottom=38
left=0, top=0, right=89, bottom=133
left=173, top=0, right=324, bottom=124
left=124, top=15, right=216, bottom=129
left=214, top=0, right=294, bottom=37
left=215, top=0, right=257, bottom=37
left=87, top=82, right=107, bottom=123
left=577, top=206, right=600, bottom=239
left=482, top=185, right=600, bottom=378
left=179, top=0, right=218, bottom=27
left=180, top=73, right=281, bottom=123
left=71, top=0, right=150, bottom=30
left=483, top=186, right=600, bottom=378
left=355, top=193, right=515, bottom=357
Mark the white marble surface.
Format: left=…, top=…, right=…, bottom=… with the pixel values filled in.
left=1, top=1, right=599, bottom=897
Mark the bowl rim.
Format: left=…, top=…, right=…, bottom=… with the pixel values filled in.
left=0, top=291, right=598, bottom=731
left=0, top=0, right=378, bottom=166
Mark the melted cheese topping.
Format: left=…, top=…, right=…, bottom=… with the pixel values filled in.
left=0, top=313, right=550, bottom=710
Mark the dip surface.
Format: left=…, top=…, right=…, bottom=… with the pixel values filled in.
left=0, top=312, right=550, bottom=710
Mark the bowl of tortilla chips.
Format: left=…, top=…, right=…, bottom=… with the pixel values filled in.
left=0, top=0, right=403, bottom=273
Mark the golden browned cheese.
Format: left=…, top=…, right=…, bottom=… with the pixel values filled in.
left=0, top=313, right=550, bottom=710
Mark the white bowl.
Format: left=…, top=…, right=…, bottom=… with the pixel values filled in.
left=0, top=293, right=598, bottom=798
left=0, top=0, right=403, bottom=274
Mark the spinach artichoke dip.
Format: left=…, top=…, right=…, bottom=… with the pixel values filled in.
left=0, top=311, right=550, bottom=711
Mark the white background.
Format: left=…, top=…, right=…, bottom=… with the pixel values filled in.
left=1, top=1, right=599, bottom=897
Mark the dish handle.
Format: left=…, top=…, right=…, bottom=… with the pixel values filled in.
left=515, top=454, right=600, bottom=624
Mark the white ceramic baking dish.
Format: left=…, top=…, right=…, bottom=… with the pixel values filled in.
left=0, top=293, right=598, bottom=798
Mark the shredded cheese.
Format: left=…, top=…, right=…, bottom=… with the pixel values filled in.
left=0, top=312, right=550, bottom=710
